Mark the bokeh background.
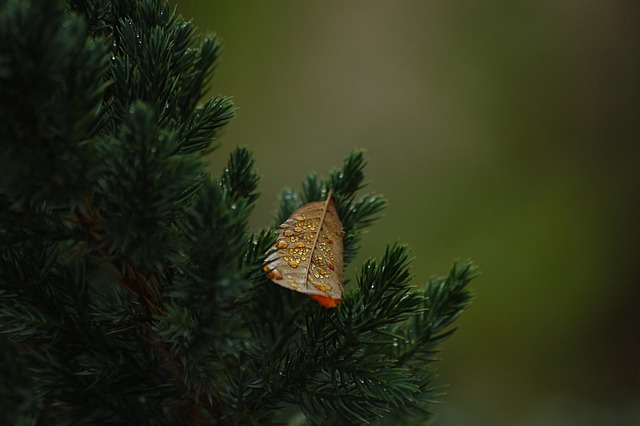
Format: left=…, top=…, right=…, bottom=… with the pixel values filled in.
left=172, top=1, right=640, bottom=424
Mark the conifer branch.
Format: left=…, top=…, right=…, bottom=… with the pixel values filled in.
left=0, top=0, right=477, bottom=423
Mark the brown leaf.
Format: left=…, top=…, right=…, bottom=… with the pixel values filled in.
left=263, top=190, right=344, bottom=308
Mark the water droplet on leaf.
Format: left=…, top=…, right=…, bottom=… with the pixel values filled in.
left=263, top=190, right=344, bottom=308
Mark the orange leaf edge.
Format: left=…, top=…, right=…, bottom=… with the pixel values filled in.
left=309, top=294, right=340, bottom=308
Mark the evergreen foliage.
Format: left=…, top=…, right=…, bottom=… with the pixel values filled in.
left=0, top=0, right=477, bottom=424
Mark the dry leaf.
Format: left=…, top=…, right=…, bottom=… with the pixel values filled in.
left=263, top=190, right=344, bottom=308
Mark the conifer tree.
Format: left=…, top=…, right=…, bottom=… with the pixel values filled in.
left=0, top=0, right=477, bottom=424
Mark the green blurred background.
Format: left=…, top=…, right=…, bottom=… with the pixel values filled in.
left=172, top=1, right=639, bottom=424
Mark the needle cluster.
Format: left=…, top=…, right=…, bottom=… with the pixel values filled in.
left=0, top=1, right=476, bottom=424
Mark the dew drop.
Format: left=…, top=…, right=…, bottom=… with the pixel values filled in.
left=268, top=270, right=283, bottom=280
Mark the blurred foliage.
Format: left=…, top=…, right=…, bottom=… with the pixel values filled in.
left=173, top=1, right=640, bottom=424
